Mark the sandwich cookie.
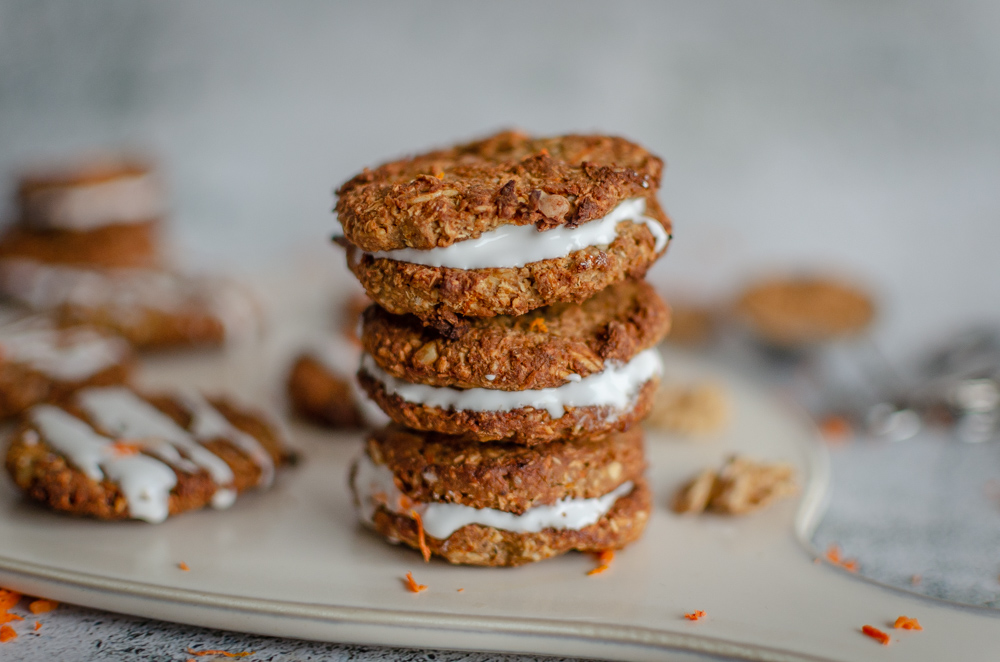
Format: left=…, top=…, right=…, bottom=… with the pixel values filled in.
left=0, top=260, right=260, bottom=349
left=0, top=318, right=133, bottom=419
left=350, top=425, right=650, bottom=566
left=5, top=386, right=292, bottom=522
left=358, top=279, right=670, bottom=444
left=334, top=131, right=671, bottom=333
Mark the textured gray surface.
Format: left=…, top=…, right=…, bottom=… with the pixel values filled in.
left=1, top=0, right=999, bottom=659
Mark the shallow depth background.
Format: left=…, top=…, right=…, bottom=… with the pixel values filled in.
left=1, top=0, right=998, bottom=363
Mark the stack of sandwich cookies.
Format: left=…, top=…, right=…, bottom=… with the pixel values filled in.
left=0, top=157, right=259, bottom=349
left=5, top=385, right=292, bottom=522
left=336, top=131, right=671, bottom=567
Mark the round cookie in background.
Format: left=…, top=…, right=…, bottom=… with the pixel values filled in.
left=0, top=222, right=161, bottom=270
left=734, top=275, right=876, bottom=348
left=334, top=130, right=672, bottom=333
left=4, top=386, right=294, bottom=523
left=357, top=279, right=670, bottom=444
left=0, top=317, right=134, bottom=419
left=350, top=425, right=650, bottom=567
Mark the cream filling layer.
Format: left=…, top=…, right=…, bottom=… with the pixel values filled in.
left=352, top=452, right=634, bottom=539
left=345, top=197, right=669, bottom=270
left=23, top=173, right=164, bottom=230
left=361, top=347, right=663, bottom=420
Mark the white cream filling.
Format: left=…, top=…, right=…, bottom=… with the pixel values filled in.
left=345, top=197, right=669, bottom=270
left=22, top=173, right=164, bottom=230
left=361, top=347, right=663, bottom=420
left=0, top=325, right=130, bottom=381
left=352, top=452, right=634, bottom=539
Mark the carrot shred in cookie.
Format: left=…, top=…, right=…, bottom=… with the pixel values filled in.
left=0, top=613, right=23, bottom=625
left=404, top=571, right=427, bottom=593
left=410, top=509, right=431, bottom=563
left=0, top=589, right=21, bottom=610
left=186, top=649, right=253, bottom=658
left=0, top=625, right=16, bottom=643
left=684, top=610, right=706, bottom=621
left=862, top=625, right=890, bottom=645
left=894, top=616, right=922, bottom=631
left=587, top=550, right=614, bottom=576
left=28, top=599, right=58, bottom=614
left=528, top=318, right=549, bottom=333
left=178, top=562, right=190, bottom=572
left=110, top=441, right=142, bottom=456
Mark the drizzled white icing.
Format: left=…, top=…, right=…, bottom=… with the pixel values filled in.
left=22, top=173, right=164, bottom=231
left=0, top=324, right=129, bottom=381
left=76, top=387, right=236, bottom=509
left=360, top=347, right=663, bottom=419
left=355, top=197, right=669, bottom=270
left=176, top=390, right=275, bottom=487
left=352, top=453, right=634, bottom=538
left=0, top=260, right=259, bottom=342
left=31, top=405, right=177, bottom=523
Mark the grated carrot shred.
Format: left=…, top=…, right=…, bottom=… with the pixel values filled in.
left=862, top=625, right=890, bottom=645
left=28, top=599, right=58, bottom=614
left=178, top=562, right=190, bottom=572
left=110, top=441, right=141, bottom=456
left=587, top=550, right=614, bottom=576
left=819, top=415, right=852, bottom=442
left=404, top=571, right=427, bottom=593
left=894, top=616, right=922, bottom=631
left=34, top=621, right=41, bottom=631
left=684, top=610, right=706, bottom=621
left=457, top=588, right=464, bottom=593
left=0, top=625, right=15, bottom=643
left=187, top=652, right=251, bottom=658
left=528, top=318, right=549, bottom=334
left=0, top=589, right=20, bottom=610
left=410, top=510, right=431, bottom=563
left=0, top=613, right=22, bottom=625
left=911, top=574, right=922, bottom=585
left=825, top=544, right=859, bottom=573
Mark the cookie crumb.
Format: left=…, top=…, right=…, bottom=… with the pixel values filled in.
left=647, top=382, right=729, bottom=437
left=672, top=456, right=797, bottom=515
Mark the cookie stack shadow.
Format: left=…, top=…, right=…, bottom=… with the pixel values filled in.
left=335, top=131, right=673, bottom=567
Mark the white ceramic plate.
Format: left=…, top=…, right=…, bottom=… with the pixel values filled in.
left=1, top=331, right=998, bottom=661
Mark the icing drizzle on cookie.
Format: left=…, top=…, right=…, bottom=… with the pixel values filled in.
left=0, top=324, right=129, bottom=382
left=359, top=197, right=670, bottom=269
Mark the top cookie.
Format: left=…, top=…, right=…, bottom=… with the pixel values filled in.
left=336, top=130, right=663, bottom=252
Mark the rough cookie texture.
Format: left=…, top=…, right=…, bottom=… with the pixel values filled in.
left=0, top=222, right=160, bottom=270
left=360, top=278, right=669, bottom=390
left=345, top=216, right=667, bottom=329
left=337, top=130, right=663, bottom=252
left=672, top=455, right=797, bottom=515
left=371, top=478, right=650, bottom=566
left=361, top=425, right=645, bottom=513
left=359, top=371, right=658, bottom=445
left=287, top=354, right=364, bottom=428
left=5, top=393, right=292, bottom=521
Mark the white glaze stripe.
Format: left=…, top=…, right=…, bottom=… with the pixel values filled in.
left=357, top=197, right=669, bottom=270
left=0, top=326, right=129, bottom=381
left=352, top=453, right=634, bottom=539
left=30, top=405, right=177, bottom=523
left=76, top=387, right=237, bottom=509
left=23, top=173, right=164, bottom=230
left=361, top=347, right=663, bottom=420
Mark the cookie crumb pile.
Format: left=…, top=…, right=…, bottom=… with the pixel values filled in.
left=334, top=130, right=674, bottom=566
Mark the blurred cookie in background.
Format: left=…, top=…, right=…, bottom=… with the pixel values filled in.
left=646, top=380, right=729, bottom=437
left=663, top=302, right=717, bottom=348
left=734, top=275, right=875, bottom=348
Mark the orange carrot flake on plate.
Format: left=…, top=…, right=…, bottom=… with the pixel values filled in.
left=178, top=562, right=190, bottom=572
left=28, top=599, right=58, bottom=614
left=894, top=616, right=922, bottom=631
left=0, top=613, right=23, bottom=625
left=819, top=415, right=852, bottom=442
left=0, top=625, right=16, bottom=643
left=0, top=589, right=21, bottom=610
left=188, top=650, right=253, bottom=658
left=862, top=625, right=890, bottom=645
left=410, top=510, right=431, bottom=563
left=404, top=571, right=427, bottom=593
left=587, top=550, right=614, bottom=576
left=684, top=610, right=706, bottom=621
left=33, top=621, right=41, bottom=631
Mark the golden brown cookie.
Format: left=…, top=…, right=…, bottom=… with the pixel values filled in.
left=0, top=320, right=134, bottom=419
left=287, top=354, right=365, bottom=428
left=335, top=131, right=671, bottom=329
left=5, top=386, right=293, bottom=522
left=0, top=222, right=160, bottom=270
left=351, top=425, right=649, bottom=566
